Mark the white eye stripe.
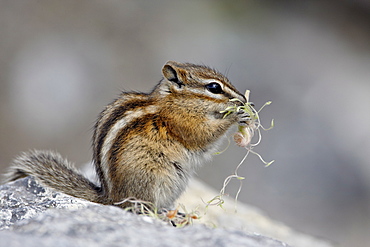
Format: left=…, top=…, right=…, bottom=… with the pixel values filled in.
left=184, top=79, right=244, bottom=101
left=185, top=86, right=224, bottom=100
left=202, top=79, right=243, bottom=99
left=201, top=79, right=224, bottom=87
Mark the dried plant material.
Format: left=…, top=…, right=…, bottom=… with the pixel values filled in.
left=114, top=198, right=199, bottom=227
left=208, top=90, right=274, bottom=210
left=166, top=208, right=179, bottom=219
left=234, top=126, right=252, bottom=147
left=220, top=89, right=274, bottom=164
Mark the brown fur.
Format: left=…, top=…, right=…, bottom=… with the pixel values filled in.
left=5, top=61, right=247, bottom=210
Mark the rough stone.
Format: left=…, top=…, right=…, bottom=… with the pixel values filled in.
left=0, top=177, right=289, bottom=247
left=177, top=179, right=333, bottom=247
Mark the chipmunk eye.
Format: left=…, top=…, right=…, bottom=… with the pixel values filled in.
left=205, top=82, right=223, bottom=94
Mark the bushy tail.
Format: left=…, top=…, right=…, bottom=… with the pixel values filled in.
left=5, top=150, right=102, bottom=203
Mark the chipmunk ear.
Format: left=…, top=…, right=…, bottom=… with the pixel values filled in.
left=162, top=61, right=185, bottom=88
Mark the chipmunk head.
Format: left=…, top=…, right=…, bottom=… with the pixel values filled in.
left=159, top=61, right=245, bottom=102
left=155, top=61, right=246, bottom=117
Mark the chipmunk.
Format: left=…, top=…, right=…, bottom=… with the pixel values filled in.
left=5, top=61, right=248, bottom=210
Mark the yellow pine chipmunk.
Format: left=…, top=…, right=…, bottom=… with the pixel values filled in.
left=6, top=61, right=248, bottom=210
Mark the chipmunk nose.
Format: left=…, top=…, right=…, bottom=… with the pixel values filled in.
left=240, top=94, right=247, bottom=103
left=234, top=93, right=247, bottom=105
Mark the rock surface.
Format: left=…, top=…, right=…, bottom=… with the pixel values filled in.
left=176, top=179, right=333, bottom=247
left=0, top=177, right=332, bottom=247
left=0, top=177, right=289, bottom=247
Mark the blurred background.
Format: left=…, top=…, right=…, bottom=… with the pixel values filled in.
left=0, top=0, right=369, bottom=246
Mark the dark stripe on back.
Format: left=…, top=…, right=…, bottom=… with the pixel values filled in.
left=94, top=95, right=152, bottom=166
left=92, top=93, right=152, bottom=193
left=108, top=114, right=171, bottom=175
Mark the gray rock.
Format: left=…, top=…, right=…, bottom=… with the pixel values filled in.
left=177, top=180, right=334, bottom=247
left=0, top=177, right=289, bottom=247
